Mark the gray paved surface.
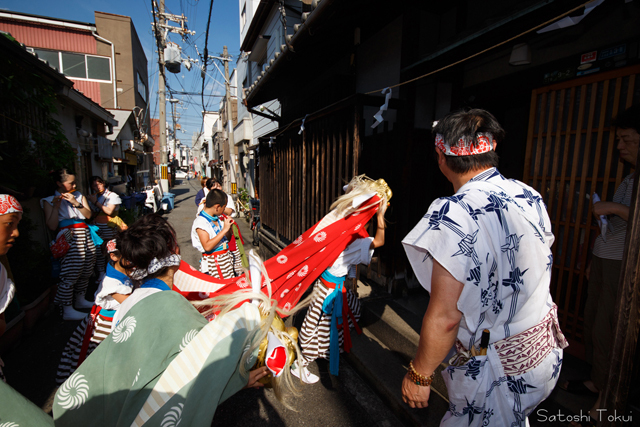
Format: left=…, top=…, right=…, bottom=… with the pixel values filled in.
left=2, top=178, right=402, bottom=427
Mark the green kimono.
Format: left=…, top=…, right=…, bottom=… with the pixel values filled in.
left=0, top=380, right=55, bottom=426
left=53, top=291, right=262, bottom=426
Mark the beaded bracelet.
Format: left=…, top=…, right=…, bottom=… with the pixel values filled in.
left=408, top=360, right=435, bottom=387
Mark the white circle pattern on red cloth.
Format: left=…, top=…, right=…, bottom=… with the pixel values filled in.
left=284, top=302, right=292, bottom=311
left=236, top=277, right=249, bottom=288
left=297, top=265, right=309, bottom=277
left=354, top=224, right=361, bottom=231
left=313, top=232, right=327, bottom=242
left=280, top=288, right=290, bottom=298
left=277, top=255, right=288, bottom=264
left=286, top=271, right=296, bottom=279
left=293, top=235, right=303, bottom=245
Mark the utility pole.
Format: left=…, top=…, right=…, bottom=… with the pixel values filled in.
left=157, top=0, right=168, bottom=192
left=151, top=1, right=194, bottom=192
left=223, top=46, right=236, bottom=195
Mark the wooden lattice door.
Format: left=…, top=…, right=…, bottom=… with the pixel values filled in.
left=523, top=65, right=640, bottom=358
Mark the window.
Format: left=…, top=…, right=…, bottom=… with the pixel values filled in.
left=62, top=52, right=86, bottom=78
left=241, top=4, right=247, bottom=30
left=137, top=72, right=147, bottom=103
left=31, top=48, right=111, bottom=82
left=87, top=56, right=111, bottom=81
left=33, top=48, right=60, bottom=71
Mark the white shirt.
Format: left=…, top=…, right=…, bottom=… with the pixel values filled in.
left=89, top=189, right=122, bottom=213
left=326, top=237, right=374, bottom=278
left=94, top=275, right=133, bottom=311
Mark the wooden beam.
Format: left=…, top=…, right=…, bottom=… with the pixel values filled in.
left=601, top=161, right=640, bottom=425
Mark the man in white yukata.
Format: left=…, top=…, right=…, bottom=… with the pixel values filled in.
left=401, top=109, right=568, bottom=426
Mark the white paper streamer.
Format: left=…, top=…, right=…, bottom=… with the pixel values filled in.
left=298, top=114, right=309, bottom=135
left=592, top=193, right=610, bottom=242
left=371, top=87, right=392, bottom=129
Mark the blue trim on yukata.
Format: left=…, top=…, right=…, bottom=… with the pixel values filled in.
left=98, top=308, right=116, bottom=317
left=140, top=278, right=171, bottom=291
left=105, top=263, right=130, bottom=284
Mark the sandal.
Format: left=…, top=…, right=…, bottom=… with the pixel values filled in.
left=559, top=379, right=599, bottom=396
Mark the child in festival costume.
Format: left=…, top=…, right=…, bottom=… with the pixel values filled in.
left=191, top=189, right=237, bottom=279
left=52, top=218, right=298, bottom=426
left=42, top=169, right=102, bottom=321
left=295, top=176, right=390, bottom=383
left=111, top=213, right=183, bottom=326
left=87, top=176, right=125, bottom=280
left=55, top=238, right=133, bottom=384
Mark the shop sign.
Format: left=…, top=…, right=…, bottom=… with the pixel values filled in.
left=600, top=44, right=626, bottom=61
left=580, top=51, right=597, bottom=64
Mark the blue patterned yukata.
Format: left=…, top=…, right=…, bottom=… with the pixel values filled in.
left=403, top=168, right=567, bottom=427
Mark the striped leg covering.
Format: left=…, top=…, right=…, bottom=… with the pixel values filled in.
left=298, top=280, right=362, bottom=366
left=55, top=309, right=113, bottom=384
left=204, top=251, right=236, bottom=279
left=230, top=248, right=243, bottom=276
left=54, top=228, right=97, bottom=306
left=94, top=223, right=117, bottom=276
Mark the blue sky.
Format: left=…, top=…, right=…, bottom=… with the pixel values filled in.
left=0, top=0, right=241, bottom=145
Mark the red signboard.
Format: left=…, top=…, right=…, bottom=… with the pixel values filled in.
left=581, top=51, right=597, bottom=64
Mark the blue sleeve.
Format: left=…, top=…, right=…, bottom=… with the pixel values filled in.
left=195, top=189, right=204, bottom=206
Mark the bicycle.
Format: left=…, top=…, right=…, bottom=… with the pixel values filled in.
left=250, top=199, right=260, bottom=246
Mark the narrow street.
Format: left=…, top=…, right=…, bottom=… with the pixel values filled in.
left=1, top=180, right=402, bottom=427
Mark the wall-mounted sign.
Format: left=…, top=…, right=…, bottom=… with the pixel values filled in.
left=580, top=51, right=597, bottom=64
left=599, top=44, right=626, bottom=61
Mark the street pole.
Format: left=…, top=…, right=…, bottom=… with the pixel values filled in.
left=158, top=0, right=169, bottom=192
left=223, top=46, right=236, bottom=195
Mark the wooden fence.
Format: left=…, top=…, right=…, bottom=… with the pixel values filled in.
left=523, top=64, right=640, bottom=357
left=259, top=98, right=362, bottom=248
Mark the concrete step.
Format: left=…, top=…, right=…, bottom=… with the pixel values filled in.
left=344, top=292, right=450, bottom=427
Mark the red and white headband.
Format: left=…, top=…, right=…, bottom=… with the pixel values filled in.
left=435, top=133, right=495, bottom=156
left=106, top=239, right=118, bottom=254
left=0, top=195, right=23, bottom=215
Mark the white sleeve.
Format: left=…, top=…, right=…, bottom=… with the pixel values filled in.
left=226, top=194, right=236, bottom=213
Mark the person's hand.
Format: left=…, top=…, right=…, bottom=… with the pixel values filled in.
left=244, top=366, right=268, bottom=389
left=378, top=200, right=388, bottom=218
left=401, top=373, right=431, bottom=409
left=592, top=201, right=618, bottom=217
left=61, top=192, right=80, bottom=207
left=222, top=216, right=234, bottom=232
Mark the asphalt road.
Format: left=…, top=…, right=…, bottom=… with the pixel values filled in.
left=2, top=178, right=402, bottom=427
